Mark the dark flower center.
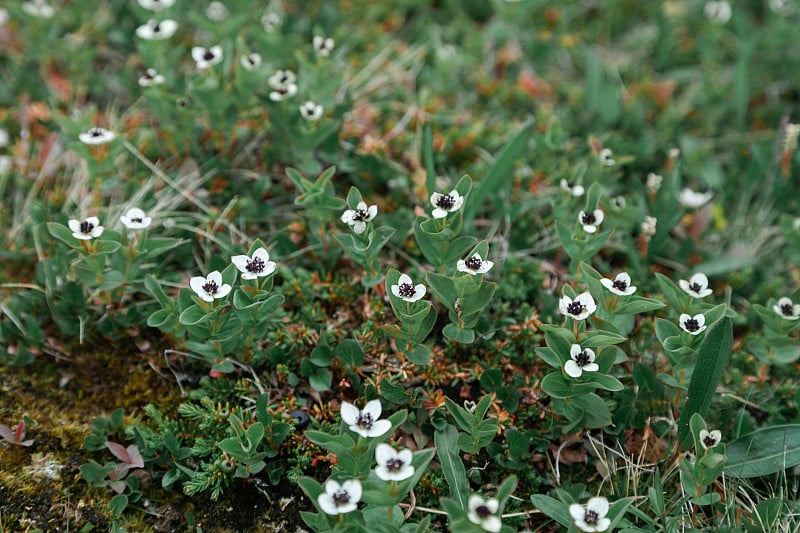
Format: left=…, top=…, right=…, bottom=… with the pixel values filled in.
left=80, top=220, right=94, bottom=233
left=688, top=282, right=702, bottom=293
left=202, top=281, right=219, bottom=295
left=465, top=256, right=482, bottom=270
left=246, top=257, right=265, bottom=273
left=436, top=194, right=455, bottom=209
left=398, top=283, right=415, bottom=298
left=356, top=412, right=373, bottom=430
left=585, top=509, right=599, bottom=525
left=567, top=301, right=584, bottom=316
left=131, top=217, right=143, bottom=223
left=582, top=212, right=596, bottom=225
left=203, top=50, right=215, bottom=61
left=246, top=56, right=256, bottom=65
left=612, top=279, right=628, bottom=291
left=386, top=458, right=405, bottom=472
left=89, top=128, right=103, bottom=137
left=683, top=318, right=699, bottom=332
left=476, top=504, right=492, bottom=519
left=781, top=303, right=794, bottom=316
left=152, top=22, right=161, bottom=32
left=143, top=71, right=154, bottom=80
left=574, top=350, right=590, bottom=366
left=332, top=489, right=351, bottom=506
left=703, top=435, right=718, bottom=447
left=352, top=209, right=369, bottom=221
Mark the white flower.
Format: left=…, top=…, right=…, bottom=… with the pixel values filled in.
left=769, top=0, right=795, bottom=15
left=0, top=128, right=8, bottom=148
left=189, top=271, right=231, bottom=303
left=340, top=399, right=392, bottom=438
left=564, top=344, right=599, bottom=378
left=678, top=273, right=713, bottom=298
left=599, top=148, right=615, bottom=166
left=313, top=35, right=335, bottom=57
left=641, top=215, right=657, bottom=238
left=21, top=0, right=54, bottom=18
left=240, top=53, right=262, bottom=70
left=610, top=196, right=626, bottom=211
left=679, top=188, right=713, bottom=208
left=0, top=8, right=8, bottom=25
left=600, top=272, right=636, bottom=296
left=430, top=189, right=464, bottom=219
left=679, top=313, right=707, bottom=335
left=457, top=254, right=494, bottom=275
left=559, top=291, right=597, bottom=321
left=68, top=217, right=104, bottom=240
left=784, top=123, right=800, bottom=153
left=569, top=497, right=611, bottom=533
left=261, top=11, right=281, bottom=32
left=135, top=19, right=178, bottom=40
left=137, top=0, right=175, bottom=11
left=138, top=68, right=165, bottom=87
left=699, top=429, right=722, bottom=449
left=374, top=444, right=415, bottom=482
left=341, top=201, right=377, bottom=234
left=231, top=247, right=276, bottom=280
left=300, top=101, right=323, bottom=121
left=794, top=217, right=800, bottom=231
left=578, top=209, right=604, bottom=233
left=704, top=1, right=732, bottom=24
left=560, top=179, right=585, bottom=197
left=268, top=70, right=298, bottom=101
left=191, top=46, right=223, bottom=70
left=205, top=1, right=228, bottom=21
left=773, top=297, right=800, bottom=320
left=390, top=274, right=426, bottom=303
left=79, top=127, right=116, bottom=145
left=646, top=173, right=662, bottom=195
left=317, top=479, right=361, bottom=515
left=120, top=208, right=152, bottom=230
left=467, top=495, right=502, bottom=533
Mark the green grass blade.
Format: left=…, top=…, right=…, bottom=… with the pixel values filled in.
left=677, top=318, right=732, bottom=449
left=724, top=425, right=800, bottom=478
left=434, top=425, right=469, bottom=510
left=423, top=124, right=436, bottom=198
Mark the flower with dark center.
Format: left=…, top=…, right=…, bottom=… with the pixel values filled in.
left=457, top=253, right=494, bottom=275
left=340, top=400, right=391, bottom=438
left=467, top=495, right=501, bottom=532
left=231, top=247, right=276, bottom=280
left=313, top=35, right=335, bottom=57
left=120, top=207, right=152, bottom=230
left=79, top=127, right=116, bottom=145
left=679, top=272, right=713, bottom=298
left=679, top=313, right=707, bottom=335
left=191, top=45, right=223, bottom=70
left=240, top=53, right=262, bottom=70
left=565, top=344, right=598, bottom=378
left=300, top=101, right=323, bottom=120
left=138, top=68, right=165, bottom=87
left=190, top=271, right=231, bottom=302
left=430, top=189, right=464, bottom=219
left=773, top=297, right=800, bottom=320
left=600, top=272, right=637, bottom=296
left=341, top=200, right=377, bottom=233
left=68, top=216, right=104, bottom=240
left=569, top=496, right=611, bottom=532
left=578, top=209, right=604, bottom=233
left=390, top=273, right=426, bottom=303
left=560, top=179, right=585, bottom=197
left=135, top=18, right=177, bottom=40
left=699, top=429, right=722, bottom=450
left=375, top=443, right=415, bottom=481
left=138, top=0, right=175, bottom=11
left=317, top=479, right=361, bottom=515
left=559, top=292, right=596, bottom=321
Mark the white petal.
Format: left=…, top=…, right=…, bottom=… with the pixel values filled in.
left=375, top=443, right=395, bottom=466
left=583, top=224, right=597, bottom=234
left=484, top=498, right=499, bottom=514
left=191, top=47, right=206, bottom=62
left=366, top=419, right=392, bottom=438
left=457, top=260, right=471, bottom=274
left=482, top=515, right=502, bottom=532
left=576, top=292, right=596, bottom=314
left=478, top=261, right=494, bottom=273
left=569, top=503, right=586, bottom=522
left=190, top=276, right=213, bottom=302
left=617, top=272, right=631, bottom=285
left=564, top=360, right=583, bottom=378
left=206, top=271, right=223, bottom=286
left=215, top=284, right=232, bottom=299
left=693, top=313, right=706, bottom=327
left=317, top=493, right=339, bottom=515
left=596, top=517, right=611, bottom=532
left=587, top=497, right=609, bottom=518
left=340, top=402, right=359, bottom=426
left=584, top=348, right=596, bottom=362
left=558, top=296, right=571, bottom=315
left=600, top=278, right=614, bottom=291
left=341, top=210, right=355, bottom=224
left=362, top=399, right=383, bottom=421
left=397, top=274, right=412, bottom=286
left=582, top=363, right=599, bottom=373
left=468, top=495, right=486, bottom=513
left=690, top=273, right=708, bottom=289
left=352, top=221, right=366, bottom=234
left=678, top=279, right=691, bottom=293
left=570, top=344, right=582, bottom=358
left=341, top=479, right=362, bottom=503
left=412, top=284, right=427, bottom=301
left=231, top=255, right=250, bottom=273
left=366, top=205, right=378, bottom=220
left=593, top=209, right=604, bottom=224
left=391, top=284, right=402, bottom=299
left=68, top=220, right=81, bottom=233
left=432, top=207, right=448, bottom=219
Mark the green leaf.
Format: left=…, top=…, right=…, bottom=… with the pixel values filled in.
left=677, top=318, right=732, bottom=449
left=435, top=426, right=469, bottom=510
left=335, top=339, right=365, bottom=367
left=540, top=372, right=576, bottom=399
left=406, top=343, right=431, bottom=365
left=530, top=494, right=572, bottom=528
left=442, top=324, right=475, bottom=344
left=612, top=296, right=666, bottom=315
left=48, top=222, right=79, bottom=247
left=725, top=425, right=800, bottom=478
left=506, top=430, right=529, bottom=461
left=464, top=121, right=533, bottom=222
left=178, top=305, right=210, bottom=326
left=108, top=494, right=128, bottom=517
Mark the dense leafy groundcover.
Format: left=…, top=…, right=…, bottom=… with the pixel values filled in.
left=1, top=0, right=800, bottom=531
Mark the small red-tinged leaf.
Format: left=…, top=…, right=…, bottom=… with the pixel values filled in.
left=106, top=441, right=145, bottom=468
left=14, top=421, right=25, bottom=442
left=0, top=424, right=12, bottom=441
left=109, top=481, right=128, bottom=494
left=0, top=423, right=33, bottom=446
left=126, top=445, right=144, bottom=468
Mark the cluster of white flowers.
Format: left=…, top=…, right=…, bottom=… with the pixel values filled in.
left=641, top=216, right=657, bottom=239
left=190, top=247, right=277, bottom=302
left=646, top=172, right=662, bottom=195
left=268, top=70, right=298, bottom=101
left=192, top=46, right=224, bottom=70
left=598, top=148, right=615, bottom=166
left=136, top=18, right=178, bottom=40
left=560, top=179, right=585, bottom=197
left=21, top=0, right=54, bottom=18
left=313, top=35, right=335, bottom=57
left=69, top=208, right=153, bottom=241
left=138, top=68, right=165, bottom=87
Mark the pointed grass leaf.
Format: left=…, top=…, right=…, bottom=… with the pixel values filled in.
left=724, top=425, right=800, bottom=478
left=677, top=318, right=732, bottom=449
left=530, top=494, right=572, bottom=528
left=434, top=426, right=469, bottom=510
